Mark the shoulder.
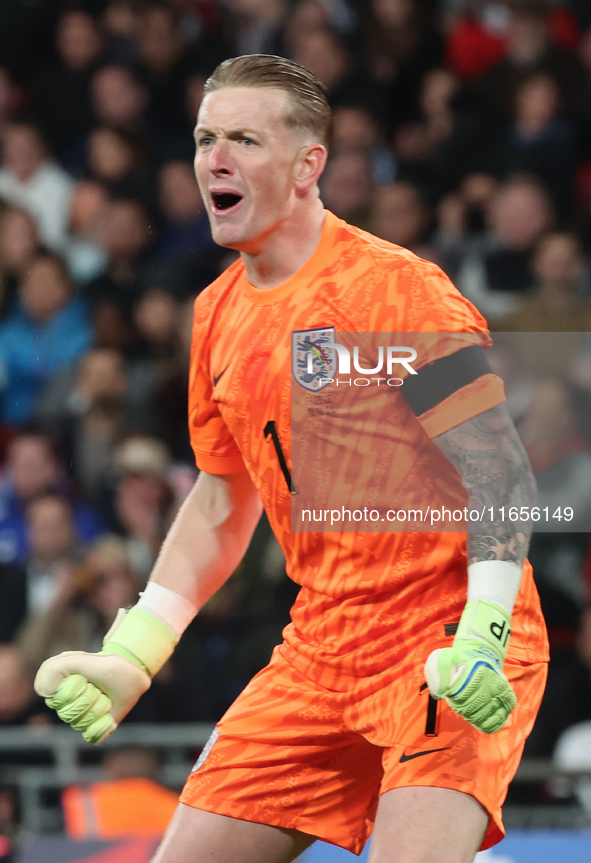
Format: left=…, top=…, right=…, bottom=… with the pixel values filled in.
left=330, top=217, right=487, bottom=331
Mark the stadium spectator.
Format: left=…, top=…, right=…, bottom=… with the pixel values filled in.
left=18, top=530, right=140, bottom=672
left=152, top=160, right=213, bottom=293
left=331, top=104, right=397, bottom=185
left=62, top=180, right=109, bottom=284
left=111, top=436, right=173, bottom=581
left=62, top=745, right=178, bottom=840
left=361, top=0, right=442, bottom=128
left=39, top=347, right=133, bottom=503
left=492, top=71, right=576, bottom=218
left=85, top=126, right=156, bottom=214
left=370, top=181, right=436, bottom=260
left=480, top=0, right=586, bottom=121
left=223, top=0, right=286, bottom=57
left=394, top=67, right=497, bottom=201
left=0, top=646, right=35, bottom=725
left=0, top=124, right=74, bottom=252
left=0, top=207, right=41, bottom=319
left=89, top=64, right=178, bottom=165
left=434, top=172, right=500, bottom=277
left=0, top=252, right=93, bottom=424
left=498, top=232, right=591, bottom=331
left=455, top=173, right=554, bottom=321
left=320, top=150, right=374, bottom=228
left=30, top=10, right=104, bottom=157
left=135, top=2, right=199, bottom=134
left=85, top=198, right=153, bottom=311
left=0, top=430, right=103, bottom=566
left=291, top=27, right=383, bottom=116
left=101, top=0, right=142, bottom=66
left=149, top=295, right=194, bottom=462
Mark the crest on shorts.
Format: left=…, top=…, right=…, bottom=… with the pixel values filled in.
left=292, top=326, right=337, bottom=392
left=190, top=728, right=220, bottom=773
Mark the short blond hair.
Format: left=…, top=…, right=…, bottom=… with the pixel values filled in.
left=204, top=54, right=333, bottom=148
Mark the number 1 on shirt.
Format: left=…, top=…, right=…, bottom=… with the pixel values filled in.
left=264, top=421, right=298, bottom=495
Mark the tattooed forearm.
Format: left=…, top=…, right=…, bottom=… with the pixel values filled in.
left=433, top=403, right=536, bottom=567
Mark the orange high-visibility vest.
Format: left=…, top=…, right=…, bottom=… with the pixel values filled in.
left=62, top=778, right=178, bottom=840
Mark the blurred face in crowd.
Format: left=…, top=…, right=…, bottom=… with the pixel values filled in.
left=159, top=160, right=204, bottom=223
left=520, top=379, right=577, bottom=452
left=532, top=233, right=583, bottom=291
left=27, top=495, right=75, bottom=563
left=77, top=348, right=127, bottom=402
left=1, top=124, right=46, bottom=182
left=332, top=107, right=378, bottom=151
left=371, top=0, right=414, bottom=27
left=0, top=647, right=33, bottom=722
left=20, top=256, right=70, bottom=323
left=0, top=208, right=39, bottom=271
left=507, top=11, right=548, bottom=65
left=320, top=150, right=373, bottom=219
left=87, top=127, right=136, bottom=182
left=68, top=180, right=109, bottom=237
left=371, top=182, right=428, bottom=248
left=488, top=181, right=553, bottom=250
left=134, top=288, right=179, bottom=347
left=138, top=6, right=182, bottom=73
left=515, top=73, right=559, bottom=131
left=100, top=200, right=150, bottom=261
left=87, top=539, right=138, bottom=622
left=91, top=65, right=148, bottom=128
left=194, top=86, right=325, bottom=252
left=56, top=11, right=103, bottom=71
left=292, top=30, right=349, bottom=93
left=8, top=435, right=60, bottom=500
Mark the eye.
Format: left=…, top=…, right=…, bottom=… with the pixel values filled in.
left=198, top=136, right=214, bottom=147
left=241, top=137, right=256, bottom=146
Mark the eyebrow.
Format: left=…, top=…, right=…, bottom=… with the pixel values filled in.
left=194, top=127, right=261, bottom=142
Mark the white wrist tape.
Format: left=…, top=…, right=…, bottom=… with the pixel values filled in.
left=136, top=582, right=198, bottom=639
left=467, top=560, right=522, bottom=615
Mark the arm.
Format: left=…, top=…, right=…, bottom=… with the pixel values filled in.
left=34, top=470, right=263, bottom=743
left=432, top=402, right=536, bottom=568
left=148, top=469, right=263, bottom=608
left=425, top=403, right=537, bottom=733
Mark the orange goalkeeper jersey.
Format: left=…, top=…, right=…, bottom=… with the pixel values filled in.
left=188, top=210, right=549, bottom=689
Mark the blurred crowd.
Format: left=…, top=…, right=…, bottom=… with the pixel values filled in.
left=0, top=0, right=590, bottom=821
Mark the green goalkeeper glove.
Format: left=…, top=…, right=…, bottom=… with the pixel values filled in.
left=34, top=608, right=177, bottom=744
left=424, top=599, right=517, bottom=734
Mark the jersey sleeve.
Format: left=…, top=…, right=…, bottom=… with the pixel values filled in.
left=368, top=257, right=506, bottom=437
left=188, top=294, right=246, bottom=474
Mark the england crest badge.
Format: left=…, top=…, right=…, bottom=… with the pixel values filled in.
left=291, top=326, right=337, bottom=392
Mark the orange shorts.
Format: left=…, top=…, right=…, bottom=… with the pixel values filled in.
left=181, top=645, right=547, bottom=856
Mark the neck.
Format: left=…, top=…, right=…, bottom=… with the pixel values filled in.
left=240, top=198, right=326, bottom=289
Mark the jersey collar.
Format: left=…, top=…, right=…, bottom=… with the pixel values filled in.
left=242, top=210, right=342, bottom=306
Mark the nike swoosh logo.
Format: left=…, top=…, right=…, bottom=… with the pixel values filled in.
left=399, top=747, right=451, bottom=763
left=213, top=366, right=229, bottom=387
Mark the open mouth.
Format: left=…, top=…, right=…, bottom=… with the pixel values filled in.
left=211, top=192, right=243, bottom=213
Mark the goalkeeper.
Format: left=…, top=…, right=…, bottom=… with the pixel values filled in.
left=35, top=54, right=548, bottom=863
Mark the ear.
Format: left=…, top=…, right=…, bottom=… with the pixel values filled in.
left=294, top=143, right=328, bottom=194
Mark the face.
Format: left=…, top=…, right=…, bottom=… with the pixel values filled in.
left=8, top=437, right=59, bottom=500
left=194, top=87, right=312, bottom=252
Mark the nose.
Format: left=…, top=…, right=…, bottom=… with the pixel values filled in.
left=207, top=138, right=232, bottom=176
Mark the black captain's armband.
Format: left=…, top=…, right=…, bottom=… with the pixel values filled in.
left=401, top=345, right=493, bottom=416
